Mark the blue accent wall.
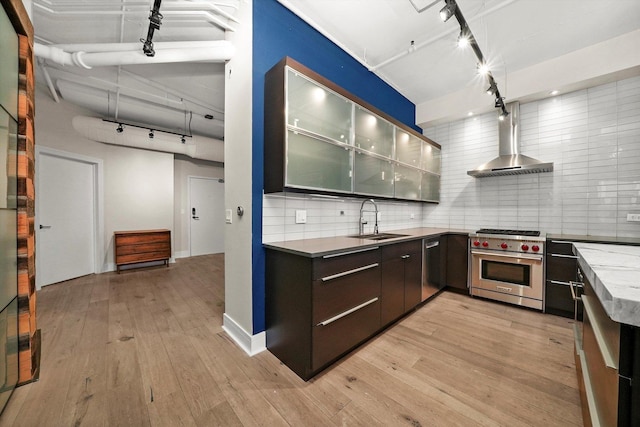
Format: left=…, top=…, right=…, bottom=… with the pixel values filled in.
left=251, top=0, right=421, bottom=333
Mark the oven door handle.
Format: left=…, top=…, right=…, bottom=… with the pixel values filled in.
left=470, top=250, right=543, bottom=261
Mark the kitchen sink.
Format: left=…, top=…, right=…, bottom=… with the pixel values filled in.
left=348, top=233, right=409, bottom=241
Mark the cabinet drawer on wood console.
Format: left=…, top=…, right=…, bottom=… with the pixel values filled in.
left=116, top=252, right=170, bottom=265
left=546, top=255, right=577, bottom=282
left=116, top=242, right=170, bottom=256
left=313, top=247, right=380, bottom=280
left=312, top=264, right=380, bottom=324
left=115, top=232, right=170, bottom=245
left=312, top=297, right=380, bottom=370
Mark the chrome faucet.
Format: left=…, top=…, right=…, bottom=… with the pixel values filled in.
left=359, top=199, right=379, bottom=235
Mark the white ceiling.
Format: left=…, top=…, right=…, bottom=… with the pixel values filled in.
left=32, top=0, right=640, bottom=139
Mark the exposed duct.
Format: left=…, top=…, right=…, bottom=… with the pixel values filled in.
left=34, top=40, right=235, bottom=69
left=57, top=80, right=224, bottom=139
left=72, top=115, right=224, bottom=163
left=467, top=102, right=554, bottom=177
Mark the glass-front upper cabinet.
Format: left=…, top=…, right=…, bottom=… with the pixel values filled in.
left=395, top=129, right=422, bottom=168
left=286, top=69, right=352, bottom=144
left=354, top=106, right=394, bottom=158
left=354, top=152, right=394, bottom=198
left=286, top=131, right=352, bottom=193
left=421, top=172, right=440, bottom=202
left=265, top=57, right=441, bottom=202
left=421, top=143, right=441, bottom=175
left=394, top=165, right=421, bottom=201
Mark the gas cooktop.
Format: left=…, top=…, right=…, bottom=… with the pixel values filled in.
left=475, top=229, right=541, bottom=237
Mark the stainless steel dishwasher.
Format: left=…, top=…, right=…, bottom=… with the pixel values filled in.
left=422, top=238, right=443, bottom=301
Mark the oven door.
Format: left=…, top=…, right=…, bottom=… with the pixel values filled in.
left=470, top=250, right=544, bottom=303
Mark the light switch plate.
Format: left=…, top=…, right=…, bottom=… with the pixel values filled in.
left=627, top=213, right=640, bottom=222
left=225, top=209, right=233, bottom=224
left=295, top=210, right=307, bottom=224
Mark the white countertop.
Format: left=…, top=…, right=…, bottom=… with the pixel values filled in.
left=573, top=243, right=640, bottom=327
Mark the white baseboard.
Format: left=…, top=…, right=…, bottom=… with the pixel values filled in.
left=174, top=250, right=190, bottom=259
left=223, top=313, right=266, bottom=356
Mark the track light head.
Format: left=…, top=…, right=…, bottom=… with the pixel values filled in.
left=499, top=110, right=509, bottom=121
left=494, top=97, right=505, bottom=109
left=439, top=0, right=457, bottom=22
left=181, top=136, right=186, bottom=144
left=149, top=130, right=154, bottom=139
left=486, top=82, right=498, bottom=96
left=116, top=123, right=124, bottom=133
left=457, top=29, right=470, bottom=48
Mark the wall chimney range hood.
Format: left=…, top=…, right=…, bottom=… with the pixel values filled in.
left=467, top=102, right=553, bottom=178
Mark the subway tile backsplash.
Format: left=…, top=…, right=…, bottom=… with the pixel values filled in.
left=423, top=75, right=640, bottom=238
left=263, top=76, right=640, bottom=242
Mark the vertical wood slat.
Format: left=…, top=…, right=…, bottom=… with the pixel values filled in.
left=16, top=34, right=39, bottom=385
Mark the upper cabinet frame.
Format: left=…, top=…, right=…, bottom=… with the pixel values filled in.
left=264, top=57, right=441, bottom=203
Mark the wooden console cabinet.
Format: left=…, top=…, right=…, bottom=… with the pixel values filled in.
left=114, top=229, right=171, bottom=273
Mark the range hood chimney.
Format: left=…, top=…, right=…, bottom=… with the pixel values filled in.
left=467, top=102, right=553, bottom=177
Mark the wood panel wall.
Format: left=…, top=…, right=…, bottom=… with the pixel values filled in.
left=17, top=35, right=39, bottom=384
left=2, top=0, right=39, bottom=385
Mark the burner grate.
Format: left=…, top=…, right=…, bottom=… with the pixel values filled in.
left=476, top=229, right=540, bottom=237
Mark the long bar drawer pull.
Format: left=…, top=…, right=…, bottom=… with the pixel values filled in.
left=316, top=297, right=379, bottom=327
left=322, top=246, right=379, bottom=259
left=321, top=263, right=379, bottom=282
left=550, top=253, right=578, bottom=259
left=401, top=255, right=410, bottom=259
left=568, top=281, right=583, bottom=301
left=550, top=280, right=573, bottom=286
left=582, top=295, right=618, bottom=371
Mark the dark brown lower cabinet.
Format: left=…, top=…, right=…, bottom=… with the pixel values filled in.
left=380, top=240, right=422, bottom=326
left=444, top=234, right=469, bottom=291
left=265, top=247, right=381, bottom=380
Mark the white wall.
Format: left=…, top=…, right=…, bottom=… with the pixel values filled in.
left=422, top=75, right=640, bottom=238
left=35, top=87, right=175, bottom=271
left=263, top=194, right=424, bottom=243
left=223, top=0, right=261, bottom=353
left=173, top=156, right=224, bottom=258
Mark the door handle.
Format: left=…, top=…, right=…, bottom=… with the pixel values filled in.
left=191, top=207, right=199, bottom=220
left=39, top=224, right=52, bottom=229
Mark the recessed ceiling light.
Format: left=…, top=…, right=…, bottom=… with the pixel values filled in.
left=468, top=112, right=473, bottom=116
left=550, top=90, right=559, bottom=96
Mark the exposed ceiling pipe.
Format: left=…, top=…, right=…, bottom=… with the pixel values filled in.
left=48, top=40, right=228, bottom=53
left=72, top=115, right=224, bottom=163
left=34, top=40, right=235, bottom=69
left=57, top=80, right=224, bottom=138
left=32, top=3, right=237, bottom=31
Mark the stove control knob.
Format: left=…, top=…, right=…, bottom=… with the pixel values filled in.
left=500, top=242, right=508, bottom=249
left=522, top=244, right=529, bottom=251
left=482, top=241, right=489, bottom=247
left=473, top=240, right=480, bottom=247
left=532, top=245, right=540, bottom=252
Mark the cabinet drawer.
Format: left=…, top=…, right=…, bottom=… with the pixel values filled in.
left=312, top=297, right=380, bottom=370
left=546, top=255, right=577, bottom=282
left=115, top=232, right=170, bottom=245
left=116, top=242, right=170, bottom=256
left=313, top=247, right=380, bottom=280
left=116, top=252, right=170, bottom=265
left=381, top=239, right=422, bottom=261
left=313, top=264, right=380, bottom=324
left=546, top=240, right=575, bottom=256
left=545, top=280, right=583, bottom=320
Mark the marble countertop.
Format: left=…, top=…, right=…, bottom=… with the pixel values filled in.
left=263, top=227, right=470, bottom=257
left=573, top=243, right=640, bottom=327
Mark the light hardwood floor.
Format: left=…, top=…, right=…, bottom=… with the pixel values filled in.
left=0, top=254, right=583, bottom=426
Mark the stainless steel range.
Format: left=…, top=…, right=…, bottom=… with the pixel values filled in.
left=469, top=229, right=545, bottom=310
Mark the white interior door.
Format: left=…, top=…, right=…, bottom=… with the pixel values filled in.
left=189, top=177, right=224, bottom=256
left=37, top=153, right=95, bottom=287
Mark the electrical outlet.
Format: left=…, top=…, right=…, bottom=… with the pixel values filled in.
left=627, top=213, right=640, bottom=222
left=295, top=210, right=307, bottom=224
left=410, top=213, right=415, bottom=219
left=225, top=209, right=232, bottom=224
